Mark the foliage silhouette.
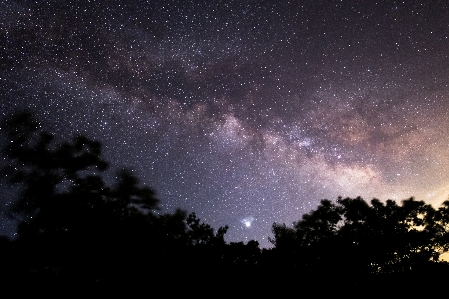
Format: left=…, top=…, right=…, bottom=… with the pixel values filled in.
left=1, top=109, right=449, bottom=296
left=270, top=196, right=449, bottom=282
left=0, top=110, right=239, bottom=296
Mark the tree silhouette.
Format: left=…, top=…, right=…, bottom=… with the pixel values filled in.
left=3, top=109, right=449, bottom=295
left=186, top=212, right=228, bottom=246
left=0, top=110, right=236, bottom=295
left=2, top=110, right=108, bottom=217
left=270, top=196, right=449, bottom=279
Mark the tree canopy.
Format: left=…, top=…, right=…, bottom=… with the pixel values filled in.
left=1, top=110, right=449, bottom=296
left=270, top=196, right=449, bottom=277
left=0, top=110, right=238, bottom=296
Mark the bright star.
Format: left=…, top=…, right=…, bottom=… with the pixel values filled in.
left=241, top=216, right=254, bottom=228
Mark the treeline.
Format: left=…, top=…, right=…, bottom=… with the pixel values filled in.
left=270, top=196, right=449, bottom=274
left=1, top=110, right=449, bottom=296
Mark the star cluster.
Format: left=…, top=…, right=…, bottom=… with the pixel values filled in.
left=1, top=1, right=449, bottom=247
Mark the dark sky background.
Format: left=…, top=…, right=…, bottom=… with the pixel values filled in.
left=1, top=0, right=449, bottom=248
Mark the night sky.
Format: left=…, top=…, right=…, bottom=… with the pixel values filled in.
left=1, top=0, right=449, bottom=248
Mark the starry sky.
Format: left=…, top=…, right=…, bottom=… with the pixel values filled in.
left=1, top=0, right=449, bottom=248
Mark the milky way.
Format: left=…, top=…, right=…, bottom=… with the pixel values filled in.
left=1, top=1, right=449, bottom=247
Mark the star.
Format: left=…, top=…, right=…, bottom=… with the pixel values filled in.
left=241, top=217, right=254, bottom=229
left=1, top=0, right=449, bottom=248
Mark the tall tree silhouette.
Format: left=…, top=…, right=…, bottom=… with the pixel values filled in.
left=0, top=110, right=238, bottom=296
left=2, top=110, right=108, bottom=217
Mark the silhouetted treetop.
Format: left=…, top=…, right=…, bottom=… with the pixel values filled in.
left=271, top=196, right=449, bottom=275
left=186, top=212, right=228, bottom=246
left=2, top=110, right=109, bottom=215
left=0, top=110, right=237, bottom=287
